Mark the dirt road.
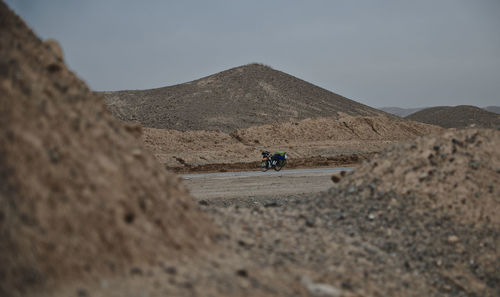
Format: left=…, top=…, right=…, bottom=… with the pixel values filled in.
left=182, top=167, right=353, bottom=200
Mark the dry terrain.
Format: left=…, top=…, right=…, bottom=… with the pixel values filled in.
left=142, top=115, right=441, bottom=172
left=406, top=105, right=500, bottom=129
left=1, top=3, right=499, bottom=297
left=182, top=168, right=351, bottom=201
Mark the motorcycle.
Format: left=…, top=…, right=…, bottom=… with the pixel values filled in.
left=260, top=151, right=288, bottom=172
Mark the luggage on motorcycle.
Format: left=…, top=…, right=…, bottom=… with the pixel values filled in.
left=273, top=151, right=286, bottom=160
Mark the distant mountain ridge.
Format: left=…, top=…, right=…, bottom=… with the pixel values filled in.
left=405, top=105, right=500, bottom=129
left=484, top=106, right=500, bottom=114
left=102, top=63, right=394, bottom=132
left=379, top=107, right=425, bottom=117
left=381, top=106, right=500, bottom=117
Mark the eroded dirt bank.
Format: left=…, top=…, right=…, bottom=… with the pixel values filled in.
left=142, top=116, right=441, bottom=173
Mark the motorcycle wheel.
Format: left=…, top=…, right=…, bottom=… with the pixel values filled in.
left=260, top=161, right=269, bottom=172
left=274, top=160, right=286, bottom=171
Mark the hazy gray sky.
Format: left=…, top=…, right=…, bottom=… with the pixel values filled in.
left=5, top=0, right=500, bottom=108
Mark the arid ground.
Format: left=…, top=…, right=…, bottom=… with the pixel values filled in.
left=1, top=3, right=499, bottom=297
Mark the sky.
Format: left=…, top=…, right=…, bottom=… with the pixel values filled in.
left=5, top=0, right=500, bottom=108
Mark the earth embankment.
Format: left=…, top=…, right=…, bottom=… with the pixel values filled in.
left=142, top=115, right=441, bottom=172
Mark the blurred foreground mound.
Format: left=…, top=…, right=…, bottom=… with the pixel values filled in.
left=340, top=128, right=500, bottom=227
left=324, top=128, right=500, bottom=295
left=0, top=3, right=213, bottom=295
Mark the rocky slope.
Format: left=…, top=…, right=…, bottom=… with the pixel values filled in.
left=102, top=63, right=395, bottom=132
left=406, top=105, right=500, bottom=129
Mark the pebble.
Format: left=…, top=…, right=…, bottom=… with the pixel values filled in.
left=301, top=276, right=342, bottom=297
left=305, top=217, right=316, bottom=227
left=264, top=201, right=279, bottom=207
left=418, top=172, right=428, bottom=181
left=331, top=175, right=341, bottom=183
left=76, top=288, right=89, bottom=297
left=447, top=235, right=459, bottom=244
left=469, top=160, right=480, bottom=170
left=236, top=269, right=248, bottom=277
left=164, top=266, right=177, bottom=275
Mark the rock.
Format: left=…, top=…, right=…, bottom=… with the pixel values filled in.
left=198, top=199, right=209, bottom=206
left=301, top=276, right=342, bottom=297
left=43, top=39, right=64, bottom=61
left=236, top=269, right=248, bottom=277
left=418, top=172, right=428, bottom=181
left=164, top=266, right=177, bottom=275
left=469, top=160, right=480, bottom=170
left=305, top=217, right=316, bottom=227
left=130, top=267, right=143, bottom=275
left=264, top=201, right=279, bottom=207
left=76, top=288, right=89, bottom=297
left=368, top=214, right=375, bottom=221
left=447, top=235, right=459, bottom=244
left=331, top=174, right=341, bottom=183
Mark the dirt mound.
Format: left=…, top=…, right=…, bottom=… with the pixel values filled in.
left=338, top=128, right=500, bottom=226
left=0, top=3, right=213, bottom=296
left=102, top=64, right=395, bottom=132
left=141, top=116, right=441, bottom=171
left=406, top=105, right=500, bottom=128
left=317, top=128, right=500, bottom=295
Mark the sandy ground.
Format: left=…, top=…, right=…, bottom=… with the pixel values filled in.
left=183, top=168, right=352, bottom=200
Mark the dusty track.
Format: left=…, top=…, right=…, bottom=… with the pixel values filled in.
left=182, top=167, right=352, bottom=200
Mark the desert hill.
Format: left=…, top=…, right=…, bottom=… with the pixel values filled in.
left=406, top=105, right=500, bottom=129
left=0, top=3, right=213, bottom=295
left=103, top=63, right=395, bottom=132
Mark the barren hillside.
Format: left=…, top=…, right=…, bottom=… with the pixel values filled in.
left=406, top=105, right=500, bottom=128
left=103, top=63, right=395, bottom=132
